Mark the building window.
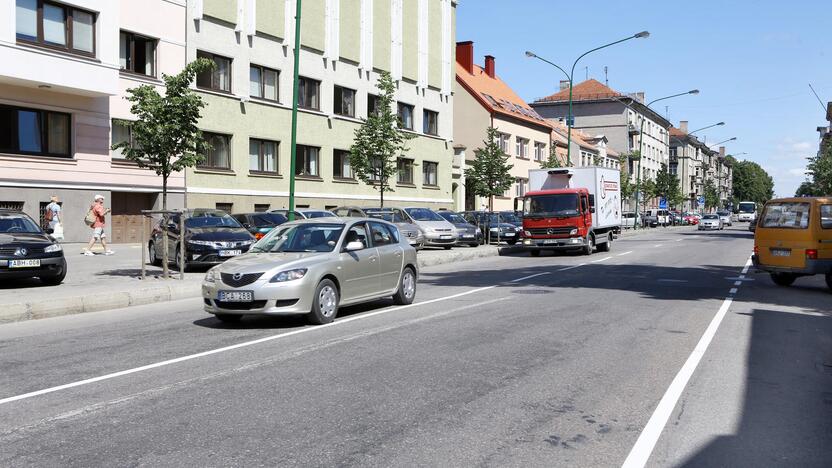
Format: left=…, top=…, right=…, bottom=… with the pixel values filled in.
left=298, top=76, right=320, bottom=110
left=333, top=149, right=353, bottom=179
left=422, top=161, right=438, bottom=186
left=397, top=158, right=414, bottom=184
left=119, top=31, right=156, bottom=77
left=295, top=145, right=319, bottom=176
left=199, top=132, right=231, bottom=169
left=111, top=119, right=136, bottom=158
left=516, top=138, right=529, bottom=158
left=249, top=138, right=278, bottom=173
left=196, top=51, right=231, bottom=92
left=334, top=86, right=356, bottom=117
left=249, top=65, right=278, bottom=101
left=254, top=204, right=270, bottom=212
left=215, top=203, right=233, bottom=212
left=515, top=178, right=528, bottom=197
left=16, top=0, right=96, bottom=56
left=0, top=201, right=24, bottom=211
left=534, top=142, right=546, bottom=161
left=367, top=94, right=381, bottom=117
left=0, top=105, right=71, bottom=157
left=498, top=133, right=510, bottom=154
left=397, top=103, right=414, bottom=130
left=423, top=109, right=438, bottom=135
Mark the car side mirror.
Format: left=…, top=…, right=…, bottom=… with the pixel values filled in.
left=45, top=228, right=54, bottom=234
left=345, top=241, right=364, bottom=251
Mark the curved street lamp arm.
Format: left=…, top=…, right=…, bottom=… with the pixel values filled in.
left=570, top=35, right=641, bottom=79
left=529, top=54, right=570, bottom=80
left=647, top=91, right=695, bottom=108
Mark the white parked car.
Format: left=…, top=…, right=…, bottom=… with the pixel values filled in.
left=698, top=214, right=723, bottom=231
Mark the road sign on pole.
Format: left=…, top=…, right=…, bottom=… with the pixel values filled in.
left=659, top=197, right=667, bottom=209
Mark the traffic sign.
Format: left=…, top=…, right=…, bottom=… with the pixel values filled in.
left=659, top=197, right=667, bottom=209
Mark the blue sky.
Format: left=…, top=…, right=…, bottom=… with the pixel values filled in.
left=456, top=0, right=831, bottom=197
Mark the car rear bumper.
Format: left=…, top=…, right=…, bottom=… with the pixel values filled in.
left=0, top=256, right=66, bottom=279
left=752, top=255, right=832, bottom=275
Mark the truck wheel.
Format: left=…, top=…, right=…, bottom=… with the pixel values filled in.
left=583, top=234, right=594, bottom=255
left=825, top=272, right=831, bottom=292
left=770, top=272, right=796, bottom=287
left=597, top=233, right=612, bottom=252
left=529, top=250, right=540, bottom=257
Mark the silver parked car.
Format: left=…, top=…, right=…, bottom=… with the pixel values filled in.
left=698, top=214, right=723, bottom=231
left=403, top=207, right=458, bottom=249
left=203, top=218, right=418, bottom=324
left=364, top=208, right=426, bottom=250
left=716, top=210, right=733, bottom=227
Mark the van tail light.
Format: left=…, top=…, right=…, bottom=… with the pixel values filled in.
left=753, top=245, right=759, bottom=255
left=806, top=249, right=818, bottom=260
left=255, top=232, right=265, bottom=240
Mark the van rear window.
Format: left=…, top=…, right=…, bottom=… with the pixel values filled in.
left=760, top=202, right=810, bottom=229
left=821, top=205, right=832, bottom=229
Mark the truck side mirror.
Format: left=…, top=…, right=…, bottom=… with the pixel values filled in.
left=590, top=207, right=596, bottom=214
left=588, top=194, right=595, bottom=207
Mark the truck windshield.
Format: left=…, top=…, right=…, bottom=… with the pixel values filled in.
left=738, top=202, right=755, bottom=213
left=524, top=194, right=579, bottom=217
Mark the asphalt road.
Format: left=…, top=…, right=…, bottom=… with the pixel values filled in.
left=0, top=225, right=829, bottom=467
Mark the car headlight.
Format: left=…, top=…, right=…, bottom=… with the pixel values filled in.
left=204, top=268, right=218, bottom=283
left=44, top=243, right=62, bottom=253
left=523, top=230, right=531, bottom=237
left=270, top=268, right=308, bottom=283
left=569, top=229, right=578, bottom=235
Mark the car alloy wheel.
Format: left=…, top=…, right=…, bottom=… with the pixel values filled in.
left=319, top=285, right=337, bottom=318
left=401, top=270, right=415, bottom=300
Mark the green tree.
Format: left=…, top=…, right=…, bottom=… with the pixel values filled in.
left=465, top=126, right=514, bottom=211
left=618, top=153, right=636, bottom=203
left=654, top=163, right=682, bottom=204
left=112, top=58, right=215, bottom=278
left=731, top=160, right=774, bottom=205
left=540, top=143, right=563, bottom=169
left=639, top=178, right=656, bottom=212
left=795, top=180, right=821, bottom=197
left=349, top=71, right=414, bottom=207
left=704, top=178, right=720, bottom=210
left=805, top=142, right=832, bottom=195
left=112, top=58, right=215, bottom=210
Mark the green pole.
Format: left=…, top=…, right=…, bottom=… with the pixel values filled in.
left=566, top=80, right=573, bottom=166
left=633, top=116, right=646, bottom=230
left=287, top=0, right=302, bottom=222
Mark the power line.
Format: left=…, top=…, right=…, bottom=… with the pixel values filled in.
left=808, top=83, right=827, bottom=113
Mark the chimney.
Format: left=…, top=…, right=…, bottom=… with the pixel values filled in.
left=456, top=41, right=474, bottom=75
left=559, top=80, right=570, bottom=90
left=633, top=92, right=645, bottom=103
left=484, top=55, right=495, bottom=78
left=680, top=121, right=689, bottom=134
left=719, top=146, right=726, bottom=158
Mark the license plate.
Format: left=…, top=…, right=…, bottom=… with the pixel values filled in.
left=770, top=249, right=791, bottom=257
left=502, top=232, right=515, bottom=236
left=440, top=235, right=453, bottom=239
left=9, top=259, right=41, bottom=268
left=462, top=234, right=474, bottom=238
left=218, top=290, right=253, bottom=301
left=543, top=239, right=558, bottom=245
left=219, top=250, right=242, bottom=257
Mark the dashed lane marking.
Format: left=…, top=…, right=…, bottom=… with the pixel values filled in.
left=617, top=251, right=633, bottom=257
left=510, top=272, right=550, bottom=283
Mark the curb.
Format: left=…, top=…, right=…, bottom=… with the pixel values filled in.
left=0, top=246, right=518, bottom=325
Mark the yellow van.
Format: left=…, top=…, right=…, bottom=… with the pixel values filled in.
left=752, top=197, right=832, bottom=290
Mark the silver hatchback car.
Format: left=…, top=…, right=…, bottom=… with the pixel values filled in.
left=203, top=218, right=418, bottom=324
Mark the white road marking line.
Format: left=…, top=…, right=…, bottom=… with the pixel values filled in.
left=675, top=239, right=683, bottom=242
left=617, top=251, right=633, bottom=257
left=654, top=244, right=663, bottom=248
left=1, top=284, right=507, bottom=406
left=557, top=263, right=587, bottom=272
left=510, top=272, right=550, bottom=283
left=734, top=281, right=742, bottom=286
left=657, top=279, right=688, bottom=283
left=621, top=256, right=753, bottom=468
left=591, top=256, right=613, bottom=263
left=729, top=288, right=738, bottom=294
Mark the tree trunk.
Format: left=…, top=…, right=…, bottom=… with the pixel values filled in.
left=380, top=182, right=385, bottom=209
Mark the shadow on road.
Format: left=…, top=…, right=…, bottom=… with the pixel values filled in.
left=680, top=307, right=832, bottom=467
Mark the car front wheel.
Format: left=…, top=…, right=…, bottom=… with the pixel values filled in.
left=770, top=272, right=797, bottom=287
left=148, top=242, right=161, bottom=266
left=392, top=267, right=416, bottom=305
left=825, top=272, right=832, bottom=291
left=308, top=279, right=339, bottom=325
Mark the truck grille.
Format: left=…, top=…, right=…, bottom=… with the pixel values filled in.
left=221, top=272, right=264, bottom=287
left=527, top=227, right=575, bottom=236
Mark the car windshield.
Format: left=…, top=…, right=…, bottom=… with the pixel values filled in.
left=439, top=213, right=468, bottom=224
left=249, top=213, right=287, bottom=227
left=250, top=223, right=345, bottom=253
left=185, top=213, right=242, bottom=229
left=717, top=211, right=730, bottom=216
left=499, top=212, right=521, bottom=223
left=759, top=202, right=811, bottom=229
left=303, top=211, right=336, bottom=219
left=524, top=194, right=579, bottom=217
left=367, top=211, right=408, bottom=223
left=0, top=214, right=42, bottom=233
left=703, top=214, right=719, bottom=220
left=405, top=208, right=444, bottom=222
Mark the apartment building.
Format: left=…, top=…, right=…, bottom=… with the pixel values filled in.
left=669, top=122, right=705, bottom=211
left=530, top=79, right=670, bottom=184
left=186, top=0, right=457, bottom=213
left=1, top=0, right=185, bottom=242
left=454, top=41, right=551, bottom=211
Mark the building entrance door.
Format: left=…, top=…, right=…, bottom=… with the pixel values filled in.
left=111, top=192, right=154, bottom=244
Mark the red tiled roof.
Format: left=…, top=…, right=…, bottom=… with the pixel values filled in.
left=455, top=62, right=551, bottom=129
left=669, top=126, right=687, bottom=137
left=536, top=79, right=622, bottom=103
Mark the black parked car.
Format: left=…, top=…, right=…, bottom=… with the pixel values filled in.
left=460, top=211, right=521, bottom=245
left=231, top=212, right=288, bottom=240
left=498, top=211, right=523, bottom=228
left=0, top=209, right=66, bottom=285
left=149, top=209, right=255, bottom=271
left=437, top=211, right=482, bottom=247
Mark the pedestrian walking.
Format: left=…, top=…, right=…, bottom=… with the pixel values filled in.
left=84, top=194, right=113, bottom=256
left=44, top=195, right=63, bottom=241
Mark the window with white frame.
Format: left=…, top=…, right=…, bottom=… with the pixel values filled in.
left=422, top=161, right=438, bottom=186
left=534, top=142, right=546, bottom=161
left=516, top=137, right=529, bottom=158
left=498, top=133, right=510, bottom=155
left=515, top=177, right=528, bottom=197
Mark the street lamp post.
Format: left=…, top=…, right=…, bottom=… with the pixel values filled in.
left=287, top=0, right=303, bottom=221
left=688, top=121, right=724, bottom=135
left=708, top=137, right=737, bottom=148
left=633, top=89, right=699, bottom=230
left=525, top=30, right=648, bottom=166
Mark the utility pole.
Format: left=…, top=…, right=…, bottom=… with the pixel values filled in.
left=287, top=0, right=302, bottom=221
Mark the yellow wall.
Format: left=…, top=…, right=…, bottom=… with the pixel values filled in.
left=301, top=0, right=325, bottom=51
left=402, top=1, right=418, bottom=81
left=428, top=0, right=442, bottom=88
left=256, top=0, right=284, bottom=38
left=204, top=0, right=236, bottom=23
left=339, top=0, right=360, bottom=62
left=373, top=0, right=390, bottom=70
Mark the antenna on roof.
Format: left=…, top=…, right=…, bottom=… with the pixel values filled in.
left=604, top=66, right=608, bottom=87
left=585, top=66, right=588, bottom=81
left=808, top=83, right=826, bottom=113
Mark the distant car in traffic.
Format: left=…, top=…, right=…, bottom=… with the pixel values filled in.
left=698, top=214, right=723, bottom=231
left=202, top=218, right=418, bottom=324
left=231, top=212, right=288, bottom=240
left=683, top=212, right=700, bottom=225
left=437, top=211, right=482, bottom=247
left=149, top=209, right=255, bottom=271
left=0, top=209, right=66, bottom=285
left=717, top=210, right=733, bottom=227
